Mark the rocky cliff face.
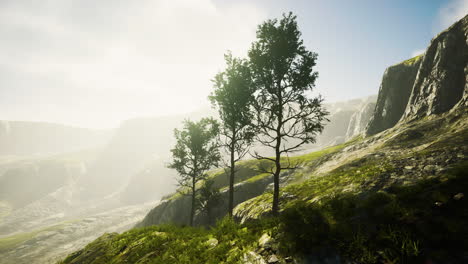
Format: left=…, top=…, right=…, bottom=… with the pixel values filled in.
left=402, top=14, right=468, bottom=120
left=137, top=167, right=274, bottom=227
left=367, top=14, right=468, bottom=135
left=312, top=95, right=376, bottom=147
left=365, top=57, right=422, bottom=135
left=345, top=99, right=376, bottom=140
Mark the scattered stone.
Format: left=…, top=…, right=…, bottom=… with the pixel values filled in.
left=268, top=254, right=279, bottom=263
left=243, top=251, right=266, bottom=264
left=424, top=165, right=437, bottom=171
left=404, top=166, right=414, bottom=170
left=152, top=231, right=167, bottom=237
left=281, top=192, right=296, bottom=199
left=435, top=202, right=443, bottom=207
left=258, top=233, right=272, bottom=249
left=205, top=238, right=218, bottom=248
left=453, top=193, right=464, bottom=200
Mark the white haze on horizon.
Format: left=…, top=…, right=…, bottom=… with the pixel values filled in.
left=0, top=0, right=467, bottom=129
left=0, top=0, right=266, bottom=129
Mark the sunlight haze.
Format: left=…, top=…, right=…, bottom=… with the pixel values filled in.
left=0, top=0, right=466, bottom=128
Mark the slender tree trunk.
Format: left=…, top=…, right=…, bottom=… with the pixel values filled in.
left=272, top=86, right=283, bottom=216
left=272, top=136, right=281, bottom=216
left=228, top=140, right=235, bottom=217
left=190, top=175, right=196, bottom=226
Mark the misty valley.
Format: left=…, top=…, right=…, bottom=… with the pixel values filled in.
left=0, top=3, right=467, bottom=264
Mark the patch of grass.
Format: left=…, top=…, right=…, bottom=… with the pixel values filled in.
left=0, top=222, right=70, bottom=252
left=60, top=218, right=268, bottom=264
left=62, top=161, right=468, bottom=263
left=0, top=231, right=39, bottom=252
left=244, top=173, right=270, bottom=183
left=165, top=140, right=351, bottom=202
left=276, top=161, right=468, bottom=263
left=235, top=158, right=393, bottom=221
left=289, top=143, right=345, bottom=165
left=0, top=200, right=12, bottom=221
left=401, top=54, right=423, bottom=65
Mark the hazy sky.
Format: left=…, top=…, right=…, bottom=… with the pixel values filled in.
left=0, top=0, right=467, bottom=129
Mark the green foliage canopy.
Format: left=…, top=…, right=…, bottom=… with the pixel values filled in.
left=248, top=12, right=328, bottom=215
left=168, top=118, right=221, bottom=225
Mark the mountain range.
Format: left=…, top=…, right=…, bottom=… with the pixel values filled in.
left=0, top=13, right=467, bottom=264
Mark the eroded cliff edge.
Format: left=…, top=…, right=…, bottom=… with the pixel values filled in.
left=367, top=14, right=468, bottom=135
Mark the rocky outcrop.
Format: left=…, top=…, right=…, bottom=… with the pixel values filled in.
left=313, top=95, right=376, bottom=146
left=137, top=174, right=273, bottom=227
left=365, top=57, right=422, bottom=136
left=345, top=100, right=376, bottom=140
left=367, top=14, right=468, bottom=135
left=402, top=14, right=468, bottom=120
left=317, top=110, right=355, bottom=145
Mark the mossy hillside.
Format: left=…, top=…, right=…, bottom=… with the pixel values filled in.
left=235, top=111, right=468, bottom=221
left=383, top=109, right=468, bottom=151
left=61, top=114, right=468, bottom=263
left=234, top=159, right=393, bottom=221
left=60, top=161, right=468, bottom=264
left=59, top=218, right=271, bottom=264
left=274, top=161, right=468, bottom=263
left=164, top=142, right=350, bottom=201
left=138, top=143, right=352, bottom=227
left=0, top=221, right=74, bottom=252
left=0, top=231, right=41, bottom=252
left=64, top=110, right=467, bottom=263
left=401, top=54, right=423, bottom=65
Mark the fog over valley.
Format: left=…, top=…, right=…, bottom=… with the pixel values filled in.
left=0, top=1, right=467, bottom=263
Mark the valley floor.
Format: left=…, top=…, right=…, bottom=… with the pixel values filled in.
left=0, top=202, right=156, bottom=264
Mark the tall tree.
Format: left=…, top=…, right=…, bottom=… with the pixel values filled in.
left=168, top=118, right=220, bottom=226
left=248, top=13, right=328, bottom=216
left=209, top=52, right=256, bottom=217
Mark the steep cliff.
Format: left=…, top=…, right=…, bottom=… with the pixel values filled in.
left=365, top=56, right=422, bottom=135
left=312, top=95, right=376, bottom=147
left=402, top=14, right=468, bottom=119
left=345, top=98, right=376, bottom=140
left=367, top=14, right=468, bottom=135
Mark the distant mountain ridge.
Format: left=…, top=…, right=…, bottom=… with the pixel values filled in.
left=4, top=14, right=468, bottom=264
left=0, top=120, right=113, bottom=156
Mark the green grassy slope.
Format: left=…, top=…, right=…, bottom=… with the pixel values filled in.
left=60, top=110, right=468, bottom=264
